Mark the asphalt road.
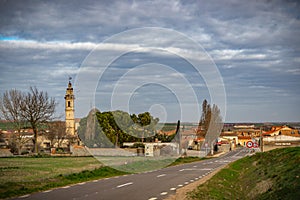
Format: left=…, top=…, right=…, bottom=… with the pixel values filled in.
left=14, top=148, right=251, bottom=200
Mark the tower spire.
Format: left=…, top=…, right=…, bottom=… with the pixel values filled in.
left=65, top=78, right=75, bottom=136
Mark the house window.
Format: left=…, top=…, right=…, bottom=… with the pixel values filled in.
left=68, top=101, right=71, bottom=107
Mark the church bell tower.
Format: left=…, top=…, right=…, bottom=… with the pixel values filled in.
left=65, top=78, right=75, bottom=136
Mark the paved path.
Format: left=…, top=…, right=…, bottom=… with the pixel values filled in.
left=13, top=148, right=250, bottom=200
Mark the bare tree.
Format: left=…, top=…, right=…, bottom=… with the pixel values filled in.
left=197, top=99, right=211, bottom=137
left=19, top=87, right=57, bottom=153
left=45, top=121, right=66, bottom=148
left=0, top=89, right=30, bottom=154
left=197, top=99, right=223, bottom=155
left=207, top=104, right=223, bottom=154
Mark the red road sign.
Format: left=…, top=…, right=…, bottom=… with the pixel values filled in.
left=253, top=142, right=259, bottom=148
left=246, top=141, right=253, bottom=148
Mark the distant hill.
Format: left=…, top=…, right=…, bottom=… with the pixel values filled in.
left=188, top=147, right=300, bottom=200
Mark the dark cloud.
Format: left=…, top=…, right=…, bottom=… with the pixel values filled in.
left=0, top=0, right=299, bottom=122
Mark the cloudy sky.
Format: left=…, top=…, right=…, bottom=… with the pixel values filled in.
left=0, top=0, right=299, bottom=123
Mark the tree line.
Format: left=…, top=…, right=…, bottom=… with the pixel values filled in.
left=77, top=110, right=177, bottom=148
left=0, top=87, right=223, bottom=154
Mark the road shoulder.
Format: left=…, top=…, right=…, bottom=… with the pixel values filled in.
left=164, top=164, right=228, bottom=200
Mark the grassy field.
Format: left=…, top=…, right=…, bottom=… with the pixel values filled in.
left=0, top=155, right=207, bottom=199
left=0, top=156, right=128, bottom=199
left=188, top=147, right=300, bottom=200
left=0, top=156, right=101, bottom=183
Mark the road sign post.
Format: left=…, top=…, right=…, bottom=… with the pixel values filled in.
left=205, top=142, right=208, bottom=155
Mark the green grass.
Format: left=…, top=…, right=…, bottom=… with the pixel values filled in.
left=0, top=156, right=101, bottom=183
left=0, top=166, right=127, bottom=199
left=0, top=156, right=129, bottom=199
left=188, top=147, right=300, bottom=200
left=167, top=156, right=207, bottom=167
left=0, top=155, right=209, bottom=199
left=114, top=157, right=175, bottom=173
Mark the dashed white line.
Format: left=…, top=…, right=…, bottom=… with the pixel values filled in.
left=170, top=188, right=176, bottom=191
left=19, top=194, right=30, bottom=198
left=148, top=197, right=157, bottom=200
left=157, top=174, right=166, bottom=178
left=43, top=190, right=52, bottom=193
left=160, top=192, right=168, bottom=195
left=116, top=182, right=133, bottom=188
left=190, top=180, right=194, bottom=182
left=180, top=168, right=212, bottom=171
left=178, top=184, right=183, bottom=187
left=200, top=168, right=213, bottom=171
left=184, top=182, right=189, bottom=184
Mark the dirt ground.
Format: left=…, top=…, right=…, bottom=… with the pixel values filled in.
left=164, top=164, right=228, bottom=200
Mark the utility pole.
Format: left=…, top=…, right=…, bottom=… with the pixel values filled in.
left=175, top=120, right=181, bottom=155
left=260, top=127, right=264, bottom=152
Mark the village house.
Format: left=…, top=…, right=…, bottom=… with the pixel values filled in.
left=0, top=80, right=79, bottom=155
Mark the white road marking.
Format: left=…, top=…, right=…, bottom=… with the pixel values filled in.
left=215, top=160, right=230, bottom=163
left=62, top=186, right=70, bottom=188
left=180, top=168, right=212, bottom=171
left=78, top=182, right=85, bottom=185
left=178, top=184, right=183, bottom=187
left=184, top=182, right=189, bottom=184
left=160, top=192, right=168, bottom=195
left=19, top=194, right=30, bottom=198
left=148, top=198, right=157, bottom=200
left=233, top=156, right=243, bottom=159
left=190, top=180, right=194, bottom=182
left=93, top=180, right=99, bottom=182
left=195, top=177, right=199, bottom=180
left=43, top=190, right=52, bottom=193
left=193, top=165, right=197, bottom=167
left=117, top=182, right=133, bottom=188
left=157, top=174, right=166, bottom=178
left=170, top=188, right=176, bottom=191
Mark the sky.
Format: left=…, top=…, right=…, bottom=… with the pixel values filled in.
left=0, top=0, right=299, bottom=123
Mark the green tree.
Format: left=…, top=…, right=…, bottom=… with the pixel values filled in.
left=78, top=109, right=159, bottom=147
left=131, top=112, right=159, bottom=142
